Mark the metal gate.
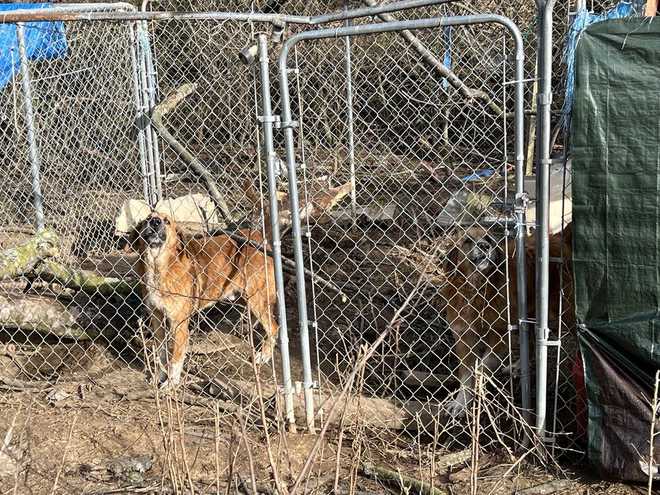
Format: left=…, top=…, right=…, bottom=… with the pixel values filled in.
left=272, top=14, right=529, bottom=448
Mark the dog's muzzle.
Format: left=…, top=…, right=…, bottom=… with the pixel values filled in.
left=142, top=216, right=167, bottom=247
left=469, top=240, right=496, bottom=271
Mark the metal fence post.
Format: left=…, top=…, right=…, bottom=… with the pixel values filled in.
left=535, top=0, right=556, bottom=439
left=129, top=22, right=152, bottom=205
left=141, top=19, right=162, bottom=201
left=16, top=22, right=45, bottom=232
left=136, top=21, right=160, bottom=206
left=257, top=33, right=297, bottom=430
left=278, top=48, right=317, bottom=437
left=343, top=2, right=357, bottom=219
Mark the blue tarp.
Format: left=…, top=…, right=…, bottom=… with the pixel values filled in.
left=560, top=1, right=637, bottom=128
left=0, top=3, right=68, bottom=89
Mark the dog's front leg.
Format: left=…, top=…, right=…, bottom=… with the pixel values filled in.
left=161, top=317, right=189, bottom=389
left=445, top=319, right=481, bottom=419
left=447, top=336, right=476, bottom=418
left=149, top=310, right=168, bottom=387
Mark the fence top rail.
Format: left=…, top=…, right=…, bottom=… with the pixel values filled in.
left=0, top=2, right=138, bottom=16
left=280, top=13, right=524, bottom=62
left=0, top=0, right=456, bottom=25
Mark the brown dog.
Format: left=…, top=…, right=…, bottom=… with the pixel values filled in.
left=130, top=212, right=279, bottom=389
left=441, top=224, right=573, bottom=417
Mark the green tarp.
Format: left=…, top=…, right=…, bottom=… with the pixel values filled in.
left=572, top=18, right=660, bottom=481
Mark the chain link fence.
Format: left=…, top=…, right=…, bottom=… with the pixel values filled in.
left=0, top=0, right=630, bottom=491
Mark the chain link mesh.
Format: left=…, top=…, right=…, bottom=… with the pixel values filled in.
left=0, top=0, right=621, bottom=491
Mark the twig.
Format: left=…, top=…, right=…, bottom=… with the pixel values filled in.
left=173, top=390, right=196, bottom=494
left=215, top=403, right=222, bottom=495
left=649, top=370, right=660, bottom=495
left=150, top=83, right=232, bottom=222
left=244, top=310, right=287, bottom=495
left=470, top=362, right=483, bottom=495
left=237, top=412, right=259, bottom=495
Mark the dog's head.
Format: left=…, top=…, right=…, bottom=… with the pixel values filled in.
left=128, top=211, right=180, bottom=253
left=444, top=227, right=503, bottom=277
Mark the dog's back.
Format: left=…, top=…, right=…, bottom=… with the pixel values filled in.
left=184, top=230, right=272, bottom=308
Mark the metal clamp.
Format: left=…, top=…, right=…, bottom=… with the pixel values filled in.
left=514, top=191, right=529, bottom=215
left=275, top=119, right=299, bottom=130
left=257, top=114, right=280, bottom=125
left=537, top=93, right=552, bottom=106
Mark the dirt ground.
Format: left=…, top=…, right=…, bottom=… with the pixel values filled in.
left=0, top=364, right=651, bottom=495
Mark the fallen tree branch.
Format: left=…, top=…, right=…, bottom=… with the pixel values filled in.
left=34, top=260, right=136, bottom=299
left=361, top=463, right=448, bottom=495
left=149, top=83, right=233, bottom=222
left=360, top=0, right=504, bottom=117
left=0, top=376, right=50, bottom=391
left=0, top=229, right=59, bottom=280
left=0, top=294, right=96, bottom=340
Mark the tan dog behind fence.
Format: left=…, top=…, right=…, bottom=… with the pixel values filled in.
left=129, top=211, right=279, bottom=389
left=441, top=224, right=573, bottom=417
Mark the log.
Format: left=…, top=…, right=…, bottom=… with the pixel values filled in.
left=0, top=231, right=135, bottom=299
left=231, top=376, right=447, bottom=431
left=0, top=294, right=96, bottom=340
left=34, top=260, right=137, bottom=299
left=244, top=179, right=353, bottom=232
left=0, top=229, right=59, bottom=280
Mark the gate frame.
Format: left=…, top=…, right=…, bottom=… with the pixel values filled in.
left=276, top=13, right=528, bottom=433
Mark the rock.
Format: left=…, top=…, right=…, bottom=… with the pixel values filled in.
left=114, top=193, right=225, bottom=235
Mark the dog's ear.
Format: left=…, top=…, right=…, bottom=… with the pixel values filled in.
left=123, top=218, right=147, bottom=253
left=174, top=225, right=188, bottom=255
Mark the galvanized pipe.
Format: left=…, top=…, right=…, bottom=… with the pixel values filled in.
left=512, top=21, right=531, bottom=430
left=535, top=0, right=556, bottom=438
left=257, top=34, right=297, bottom=430
left=128, top=22, right=151, bottom=205
left=0, top=0, right=458, bottom=24
left=278, top=12, right=525, bottom=436
left=136, top=21, right=158, bottom=206
left=278, top=63, right=316, bottom=435
left=16, top=23, right=45, bottom=232
left=141, top=20, right=162, bottom=201
left=343, top=4, right=357, bottom=219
